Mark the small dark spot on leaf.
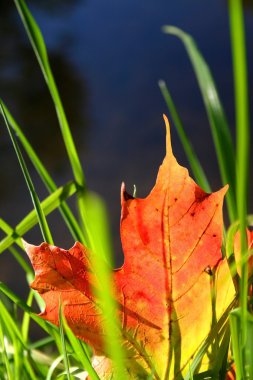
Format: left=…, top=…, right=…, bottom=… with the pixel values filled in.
left=174, top=198, right=178, bottom=202
left=191, top=212, right=195, bottom=217
left=204, top=266, right=213, bottom=276
left=213, top=234, right=216, bottom=238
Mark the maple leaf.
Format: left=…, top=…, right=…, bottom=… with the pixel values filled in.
left=24, top=116, right=235, bottom=379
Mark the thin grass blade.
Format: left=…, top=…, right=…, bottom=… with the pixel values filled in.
left=0, top=100, right=53, bottom=244
left=162, top=26, right=236, bottom=223
left=46, top=355, right=64, bottom=380
left=58, top=303, right=72, bottom=380
left=0, top=181, right=77, bottom=254
left=0, top=315, right=13, bottom=380
left=62, top=315, right=100, bottom=380
left=9, top=246, right=33, bottom=275
left=23, top=356, right=38, bottom=380
left=0, top=282, right=56, bottom=335
left=13, top=0, right=84, bottom=188
left=230, top=309, right=253, bottom=380
left=0, top=102, right=86, bottom=244
left=0, top=300, right=27, bottom=348
left=21, top=290, right=34, bottom=343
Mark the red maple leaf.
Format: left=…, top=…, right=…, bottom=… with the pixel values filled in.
left=24, top=116, right=235, bottom=379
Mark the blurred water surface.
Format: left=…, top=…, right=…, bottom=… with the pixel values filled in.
left=0, top=0, right=253, bottom=294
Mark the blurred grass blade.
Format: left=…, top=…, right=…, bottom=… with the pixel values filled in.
left=62, top=314, right=100, bottom=380
left=29, top=336, right=55, bottom=350
left=0, top=282, right=48, bottom=332
left=226, top=221, right=241, bottom=290
left=0, top=315, right=13, bottom=380
left=23, top=356, right=38, bottom=380
left=46, top=355, right=64, bottom=380
left=230, top=308, right=253, bottom=379
left=84, top=191, right=113, bottom=263
left=59, top=303, right=72, bottom=380
left=0, top=300, right=27, bottom=348
left=0, top=100, right=53, bottom=244
left=90, top=253, right=127, bottom=379
left=0, top=181, right=77, bottom=254
left=0, top=102, right=86, bottom=244
left=0, top=282, right=63, bottom=353
left=158, top=80, right=211, bottom=192
left=21, top=290, right=34, bottom=343
left=162, top=26, right=236, bottom=223
left=228, top=1, right=250, bottom=371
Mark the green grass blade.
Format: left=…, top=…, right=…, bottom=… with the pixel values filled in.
left=226, top=221, right=241, bottom=291
left=0, top=300, right=27, bottom=348
left=0, top=219, right=23, bottom=250
left=46, top=355, right=64, bottom=380
left=21, top=290, right=34, bottom=343
left=0, top=315, right=13, bottom=380
left=162, top=26, right=236, bottom=223
left=4, top=280, right=63, bottom=357
left=230, top=309, right=253, bottom=380
left=212, top=325, right=231, bottom=379
left=83, top=191, right=113, bottom=263
left=0, top=102, right=86, bottom=244
left=158, top=80, right=211, bottom=192
left=23, top=356, right=38, bottom=380
left=90, top=252, right=127, bottom=379
left=0, top=181, right=77, bottom=253
left=0, top=282, right=56, bottom=335
left=62, top=315, right=100, bottom=380
left=13, top=0, right=114, bottom=262
left=228, top=3, right=250, bottom=375
left=13, top=0, right=85, bottom=188
left=58, top=304, right=72, bottom=380
left=0, top=100, right=53, bottom=244
left=9, top=245, right=33, bottom=275
left=0, top=301, right=28, bottom=380
left=29, top=336, right=55, bottom=350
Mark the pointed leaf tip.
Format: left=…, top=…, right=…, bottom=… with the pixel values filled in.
left=163, top=114, right=172, bottom=156
left=22, top=239, right=33, bottom=258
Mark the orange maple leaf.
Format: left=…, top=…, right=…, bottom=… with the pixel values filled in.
left=24, top=116, right=235, bottom=379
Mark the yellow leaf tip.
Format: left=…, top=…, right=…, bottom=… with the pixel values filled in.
left=22, top=239, right=30, bottom=251
left=162, top=114, right=172, bottom=156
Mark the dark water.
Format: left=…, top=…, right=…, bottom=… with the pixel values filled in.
left=0, top=0, right=253, bottom=296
